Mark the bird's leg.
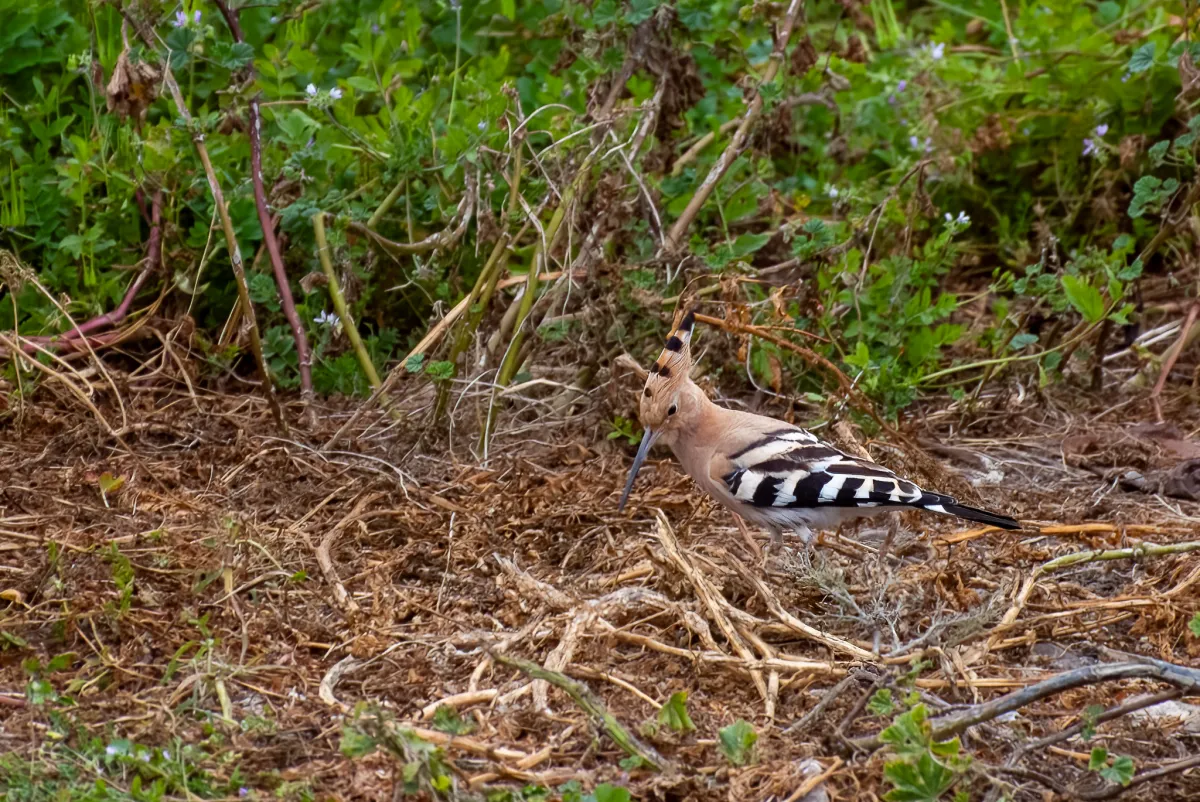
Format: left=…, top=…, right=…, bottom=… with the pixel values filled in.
left=795, top=524, right=816, bottom=567
left=733, top=514, right=764, bottom=563
left=877, top=514, right=900, bottom=569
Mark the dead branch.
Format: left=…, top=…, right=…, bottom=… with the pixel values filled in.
left=493, top=653, right=669, bottom=771
left=848, top=660, right=1200, bottom=753
left=661, top=0, right=806, bottom=252
left=652, top=511, right=770, bottom=704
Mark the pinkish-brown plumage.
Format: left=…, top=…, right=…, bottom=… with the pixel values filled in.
left=618, top=311, right=1019, bottom=547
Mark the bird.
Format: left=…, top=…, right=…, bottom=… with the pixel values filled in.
left=617, top=310, right=1020, bottom=553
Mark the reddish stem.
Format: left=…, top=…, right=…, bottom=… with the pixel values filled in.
left=56, top=191, right=163, bottom=343
left=212, top=0, right=314, bottom=399
left=12, top=190, right=165, bottom=356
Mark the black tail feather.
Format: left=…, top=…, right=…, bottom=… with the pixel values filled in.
left=942, top=502, right=1020, bottom=530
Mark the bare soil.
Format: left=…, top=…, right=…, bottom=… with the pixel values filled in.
left=2, top=385, right=1199, bottom=801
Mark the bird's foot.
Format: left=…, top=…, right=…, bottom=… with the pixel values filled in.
left=733, top=516, right=764, bottom=564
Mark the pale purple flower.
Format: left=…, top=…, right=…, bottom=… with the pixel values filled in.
left=371, top=24, right=381, bottom=34
left=928, top=42, right=945, bottom=60
left=105, top=745, right=119, bottom=757
left=239, top=788, right=250, bottom=798
left=161, top=750, right=171, bottom=760
left=329, top=87, right=343, bottom=100
left=910, top=135, right=932, bottom=153
left=1121, top=72, right=1131, bottom=83
left=173, top=10, right=187, bottom=27
left=1082, top=138, right=1097, bottom=157
left=944, top=211, right=970, bottom=225
left=305, top=83, right=317, bottom=97
left=315, top=310, right=340, bottom=327
left=897, top=80, right=907, bottom=92
left=193, top=9, right=201, bottom=23
left=1094, top=123, right=1109, bottom=137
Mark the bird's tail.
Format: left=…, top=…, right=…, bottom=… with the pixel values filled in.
left=939, top=501, right=1020, bottom=530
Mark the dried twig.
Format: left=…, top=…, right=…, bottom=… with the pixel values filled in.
left=652, top=511, right=770, bottom=704
left=313, top=213, right=386, bottom=395
left=849, top=660, right=1200, bottom=753
left=661, top=0, right=806, bottom=252
left=123, top=12, right=285, bottom=430
left=211, top=0, right=314, bottom=401
left=987, top=540, right=1200, bottom=652
left=493, top=653, right=669, bottom=771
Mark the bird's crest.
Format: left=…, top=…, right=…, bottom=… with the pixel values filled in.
left=643, top=308, right=695, bottom=398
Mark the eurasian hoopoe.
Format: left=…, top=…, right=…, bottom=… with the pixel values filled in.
left=617, top=311, right=1020, bottom=550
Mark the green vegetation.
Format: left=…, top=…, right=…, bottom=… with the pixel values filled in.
left=1, top=0, right=1195, bottom=421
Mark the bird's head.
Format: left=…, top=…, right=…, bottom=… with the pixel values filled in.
left=618, top=309, right=699, bottom=511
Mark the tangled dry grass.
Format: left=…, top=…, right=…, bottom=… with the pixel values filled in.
left=1, top=377, right=1199, bottom=802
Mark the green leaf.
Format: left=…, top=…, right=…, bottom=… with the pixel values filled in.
left=1089, top=746, right=1109, bottom=770
left=1117, top=259, right=1143, bottom=281
left=881, top=704, right=932, bottom=759
left=339, top=724, right=377, bottom=757
left=730, top=232, right=772, bottom=259
left=432, top=705, right=475, bottom=735
left=501, top=0, right=515, bottom=19
left=98, top=472, right=126, bottom=495
left=657, top=691, right=696, bottom=732
left=405, top=353, right=426, bottom=373
left=1188, top=611, right=1200, bottom=638
left=1127, top=42, right=1156, bottom=74
left=1009, top=333, right=1038, bottom=350
left=592, top=785, right=631, bottom=802
left=347, top=75, right=378, bottom=93
left=929, top=737, right=960, bottom=758
left=1061, top=275, right=1105, bottom=323
left=425, top=360, right=455, bottom=380
left=1081, top=704, right=1105, bottom=741
left=1101, top=755, right=1135, bottom=786
left=883, top=753, right=957, bottom=802
left=868, top=688, right=895, bottom=716
left=718, top=720, right=757, bottom=766
left=845, top=341, right=872, bottom=370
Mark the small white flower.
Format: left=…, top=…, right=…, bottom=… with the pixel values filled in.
left=161, top=750, right=171, bottom=760
left=139, top=752, right=151, bottom=763
left=956, top=211, right=970, bottom=224
left=105, top=745, right=118, bottom=756
left=478, top=120, right=487, bottom=132
left=305, top=83, right=318, bottom=97
left=944, top=212, right=953, bottom=222
left=928, top=42, right=945, bottom=60
left=314, top=310, right=341, bottom=327
left=826, top=185, right=839, bottom=198
left=329, top=87, right=343, bottom=100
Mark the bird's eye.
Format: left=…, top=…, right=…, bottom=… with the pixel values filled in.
left=667, top=404, right=678, bottom=416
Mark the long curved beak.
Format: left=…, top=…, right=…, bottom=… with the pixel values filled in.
left=618, top=428, right=661, bottom=512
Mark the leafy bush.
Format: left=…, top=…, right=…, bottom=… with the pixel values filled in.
left=0, top=0, right=1194, bottom=414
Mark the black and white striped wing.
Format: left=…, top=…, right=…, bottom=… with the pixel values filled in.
left=721, top=428, right=936, bottom=511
